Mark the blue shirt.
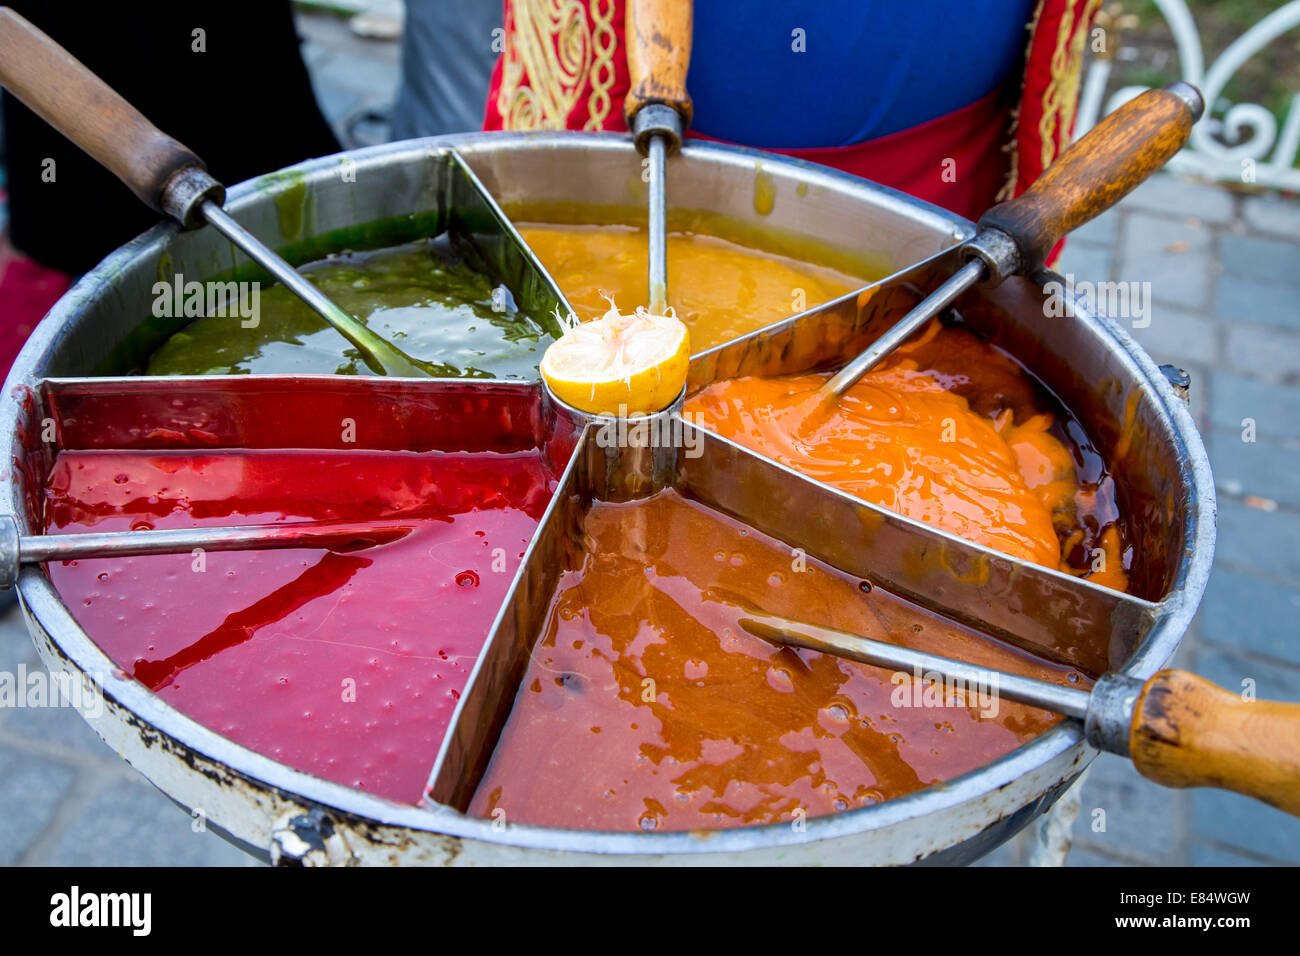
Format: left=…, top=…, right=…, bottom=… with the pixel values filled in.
left=689, top=0, right=1036, bottom=149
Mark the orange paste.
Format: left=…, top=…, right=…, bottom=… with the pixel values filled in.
left=470, top=489, right=1087, bottom=832
left=686, top=321, right=1130, bottom=590
left=517, top=223, right=865, bottom=351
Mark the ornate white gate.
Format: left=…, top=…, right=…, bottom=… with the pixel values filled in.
left=1076, top=0, right=1300, bottom=190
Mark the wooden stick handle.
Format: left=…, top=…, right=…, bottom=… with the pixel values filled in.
left=623, top=0, right=693, bottom=128
left=978, top=83, right=1203, bottom=271
left=0, top=7, right=207, bottom=214
left=1130, top=669, right=1300, bottom=816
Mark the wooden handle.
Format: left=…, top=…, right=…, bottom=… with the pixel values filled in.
left=0, top=7, right=207, bottom=214
left=978, top=83, right=1202, bottom=271
left=623, top=0, right=693, bottom=127
left=1130, top=669, right=1300, bottom=816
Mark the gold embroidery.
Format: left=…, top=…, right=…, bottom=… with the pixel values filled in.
left=497, top=0, right=591, bottom=130
left=1038, top=0, right=1080, bottom=170
left=495, top=0, right=621, bottom=131
left=585, top=0, right=617, bottom=130
left=1037, top=0, right=1103, bottom=170
left=1059, top=0, right=1102, bottom=138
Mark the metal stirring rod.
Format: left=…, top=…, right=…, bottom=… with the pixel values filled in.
left=645, top=132, right=669, bottom=314
left=738, top=608, right=1093, bottom=718
left=0, top=516, right=415, bottom=590
left=196, top=199, right=427, bottom=377
left=822, top=259, right=987, bottom=399
left=819, top=82, right=1205, bottom=403
left=0, top=8, right=429, bottom=379
left=736, top=606, right=1300, bottom=816
left=624, top=0, right=693, bottom=316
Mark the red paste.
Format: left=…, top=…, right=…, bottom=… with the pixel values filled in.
left=44, top=448, right=554, bottom=803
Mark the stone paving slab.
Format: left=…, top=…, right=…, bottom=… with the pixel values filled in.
left=1190, top=787, right=1300, bottom=865
left=1218, top=234, right=1300, bottom=290
left=1056, top=240, right=1113, bottom=286
left=1242, top=194, right=1300, bottom=238
left=1066, top=846, right=1131, bottom=867
left=1131, top=307, right=1221, bottom=369
left=1208, top=428, right=1300, bottom=510
left=1215, top=274, right=1300, bottom=332
left=1188, top=842, right=1271, bottom=866
left=1213, top=500, right=1300, bottom=580
left=1116, top=212, right=1216, bottom=310
left=0, top=597, right=37, bottom=677
left=1123, top=175, right=1238, bottom=226
left=3, top=689, right=121, bottom=762
left=1071, top=208, right=1122, bottom=247
left=33, top=780, right=258, bottom=867
left=1223, top=321, right=1300, bottom=382
left=0, top=743, right=77, bottom=866
left=0, top=603, right=262, bottom=867
left=1193, top=646, right=1300, bottom=707
left=1198, top=567, right=1300, bottom=667
left=1073, top=755, right=1184, bottom=865
left=1210, top=373, right=1300, bottom=441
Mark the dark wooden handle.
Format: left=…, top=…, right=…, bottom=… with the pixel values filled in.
left=1130, top=669, right=1300, bottom=817
left=979, top=84, right=1202, bottom=271
left=0, top=7, right=206, bottom=213
left=623, top=0, right=693, bottom=127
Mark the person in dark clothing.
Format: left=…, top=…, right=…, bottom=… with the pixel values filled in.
left=0, top=0, right=340, bottom=372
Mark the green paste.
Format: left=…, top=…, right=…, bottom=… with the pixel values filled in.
left=147, top=237, right=556, bottom=378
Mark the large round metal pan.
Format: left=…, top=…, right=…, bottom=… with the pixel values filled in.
left=0, top=132, right=1214, bottom=865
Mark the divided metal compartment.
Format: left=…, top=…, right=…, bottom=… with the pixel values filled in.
left=428, top=412, right=1161, bottom=807
left=0, top=133, right=1214, bottom=865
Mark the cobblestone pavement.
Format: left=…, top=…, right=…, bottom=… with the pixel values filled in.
left=0, top=602, right=257, bottom=865
left=979, top=177, right=1300, bottom=868
left=2, top=9, right=1297, bottom=866
left=1044, top=179, right=1300, bottom=868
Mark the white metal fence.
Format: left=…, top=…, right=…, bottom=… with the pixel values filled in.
left=1076, top=0, right=1300, bottom=190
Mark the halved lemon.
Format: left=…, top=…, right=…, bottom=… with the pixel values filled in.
left=541, top=303, right=690, bottom=415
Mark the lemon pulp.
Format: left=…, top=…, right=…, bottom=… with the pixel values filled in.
left=541, top=304, right=690, bottom=415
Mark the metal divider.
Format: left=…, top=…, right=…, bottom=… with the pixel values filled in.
left=446, top=152, right=571, bottom=343
left=686, top=249, right=959, bottom=392
left=424, top=423, right=591, bottom=811
left=10, top=150, right=595, bottom=816
left=423, top=382, right=687, bottom=809
left=14, top=150, right=1167, bottom=836
left=674, top=422, right=1161, bottom=677
left=15, top=153, right=595, bottom=811
left=26, top=372, right=589, bottom=806
left=41, top=376, right=545, bottom=452
left=420, top=381, right=1161, bottom=817
left=413, top=190, right=1166, bottom=819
